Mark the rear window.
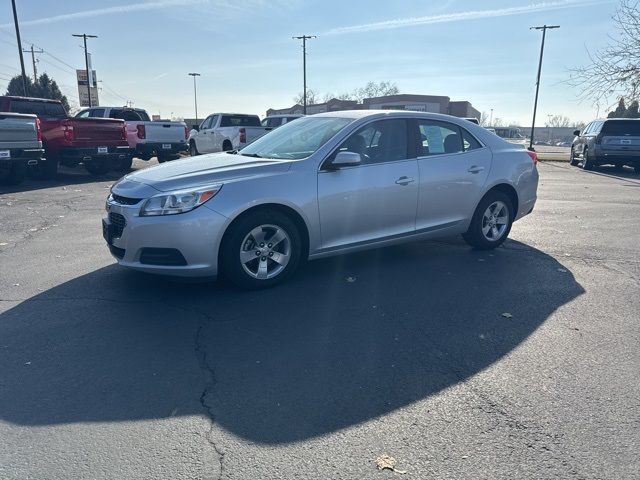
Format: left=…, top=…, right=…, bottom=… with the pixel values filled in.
left=602, top=120, right=640, bottom=136
left=220, top=115, right=261, bottom=127
left=10, top=99, right=66, bottom=118
left=109, top=109, right=148, bottom=121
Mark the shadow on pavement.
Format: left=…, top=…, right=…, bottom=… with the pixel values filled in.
left=0, top=239, right=584, bottom=444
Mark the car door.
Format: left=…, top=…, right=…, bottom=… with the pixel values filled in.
left=317, top=118, right=419, bottom=250
left=198, top=115, right=214, bottom=153
left=575, top=122, right=592, bottom=156
left=414, top=119, right=491, bottom=231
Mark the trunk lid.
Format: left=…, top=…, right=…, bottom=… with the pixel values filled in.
left=0, top=113, right=39, bottom=149
left=143, top=121, right=187, bottom=143
left=71, top=118, right=126, bottom=146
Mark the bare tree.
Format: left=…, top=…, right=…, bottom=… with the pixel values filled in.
left=479, top=111, right=491, bottom=126
left=293, top=89, right=319, bottom=105
left=545, top=115, right=572, bottom=128
left=352, top=81, right=399, bottom=102
left=568, top=0, right=640, bottom=109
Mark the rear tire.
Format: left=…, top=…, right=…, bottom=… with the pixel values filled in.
left=28, top=156, right=58, bottom=180
left=189, top=141, right=199, bottom=156
left=0, top=161, right=27, bottom=185
left=85, top=159, right=109, bottom=176
left=222, top=140, right=233, bottom=152
left=582, top=147, right=595, bottom=171
left=114, top=156, right=133, bottom=171
left=462, top=190, right=514, bottom=250
left=220, top=209, right=302, bottom=289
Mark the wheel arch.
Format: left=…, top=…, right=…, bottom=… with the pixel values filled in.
left=218, top=202, right=311, bottom=266
left=483, top=182, right=519, bottom=217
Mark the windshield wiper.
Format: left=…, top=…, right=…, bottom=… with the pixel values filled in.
left=225, top=149, right=238, bottom=155
left=240, top=153, right=262, bottom=158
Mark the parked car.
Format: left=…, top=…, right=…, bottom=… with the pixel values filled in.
left=261, top=114, right=303, bottom=129
left=571, top=118, right=640, bottom=172
left=76, top=106, right=188, bottom=169
left=103, top=111, right=538, bottom=288
left=0, top=112, right=44, bottom=185
left=188, top=113, right=271, bottom=156
left=0, top=96, right=129, bottom=178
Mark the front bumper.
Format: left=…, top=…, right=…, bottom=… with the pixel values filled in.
left=60, top=146, right=131, bottom=165
left=134, top=142, right=188, bottom=157
left=103, top=197, right=227, bottom=277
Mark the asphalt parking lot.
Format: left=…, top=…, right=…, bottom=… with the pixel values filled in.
left=1, top=160, right=639, bottom=479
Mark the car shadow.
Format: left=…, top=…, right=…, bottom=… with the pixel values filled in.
left=0, top=239, right=584, bottom=444
left=580, top=164, right=640, bottom=183
left=0, top=158, right=154, bottom=194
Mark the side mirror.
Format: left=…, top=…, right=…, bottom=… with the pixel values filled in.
left=573, top=129, right=580, bottom=136
left=331, top=151, right=362, bottom=168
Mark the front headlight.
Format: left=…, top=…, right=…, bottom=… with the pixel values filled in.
left=140, top=184, right=222, bottom=216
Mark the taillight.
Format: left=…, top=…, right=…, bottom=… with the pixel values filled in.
left=62, top=122, right=75, bottom=142
left=137, top=124, right=146, bottom=139
left=184, top=125, right=189, bottom=140
left=526, top=150, right=538, bottom=165
left=239, top=127, right=246, bottom=143
left=35, top=117, right=42, bottom=142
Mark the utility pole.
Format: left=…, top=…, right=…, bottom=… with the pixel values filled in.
left=528, top=25, right=559, bottom=151
left=23, top=45, right=43, bottom=82
left=10, top=0, right=28, bottom=95
left=72, top=33, right=98, bottom=107
left=188, top=73, right=201, bottom=121
left=292, top=35, right=316, bottom=115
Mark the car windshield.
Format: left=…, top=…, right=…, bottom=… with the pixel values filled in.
left=240, top=116, right=353, bottom=159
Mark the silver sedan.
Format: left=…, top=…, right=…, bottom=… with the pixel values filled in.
left=103, top=111, right=538, bottom=288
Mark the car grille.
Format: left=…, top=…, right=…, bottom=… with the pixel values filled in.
left=108, top=212, right=126, bottom=238
left=111, top=193, right=142, bottom=205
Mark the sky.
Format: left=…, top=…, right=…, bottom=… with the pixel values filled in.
left=0, top=0, right=620, bottom=125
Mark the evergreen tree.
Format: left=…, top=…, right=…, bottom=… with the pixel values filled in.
left=624, top=100, right=640, bottom=118
left=5, top=73, right=70, bottom=112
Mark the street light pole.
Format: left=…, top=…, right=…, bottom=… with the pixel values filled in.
left=10, top=0, right=28, bottom=95
left=528, top=25, right=559, bottom=151
left=72, top=33, right=98, bottom=107
left=489, top=108, right=494, bottom=127
left=292, top=35, right=316, bottom=115
left=188, top=73, right=201, bottom=122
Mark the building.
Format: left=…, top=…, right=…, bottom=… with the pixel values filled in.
left=267, top=94, right=480, bottom=120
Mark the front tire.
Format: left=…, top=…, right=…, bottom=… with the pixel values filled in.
left=462, top=191, right=514, bottom=250
left=220, top=210, right=302, bottom=289
left=189, top=141, right=199, bottom=156
left=222, top=140, right=233, bottom=152
left=569, top=148, right=579, bottom=166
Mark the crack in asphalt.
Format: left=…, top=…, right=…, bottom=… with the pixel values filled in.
left=194, top=319, right=225, bottom=480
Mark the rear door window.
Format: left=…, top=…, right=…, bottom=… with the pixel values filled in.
left=89, top=108, right=105, bottom=118
left=602, top=120, right=640, bottom=136
left=461, top=128, right=482, bottom=151
left=416, top=120, right=463, bottom=156
left=220, top=115, right=261, bottom=127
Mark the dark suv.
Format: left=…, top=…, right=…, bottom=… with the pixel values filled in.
left=571, top=118, right=640, bottom=172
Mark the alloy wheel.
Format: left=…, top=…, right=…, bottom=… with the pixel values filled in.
left=240, top=224, right=291, bottom=280
left=481, top=201, right=509, bottom=241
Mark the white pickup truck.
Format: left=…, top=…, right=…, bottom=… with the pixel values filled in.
left=188, top=113, right=271, bottom=156
left=76, top=107, right=188, bottom=169
left=0, top=112, right=44, bottom=185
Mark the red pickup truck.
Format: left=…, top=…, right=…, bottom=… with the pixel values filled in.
left=0, top=96, right=130, bottom=178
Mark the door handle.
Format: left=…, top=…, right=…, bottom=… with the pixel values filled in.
left=468, top=165, right=485, bottom=174
left=395, top=176, right=415, bottom=186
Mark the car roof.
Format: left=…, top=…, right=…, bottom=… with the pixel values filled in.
left=0, top=95, right=61, bottom=104
left=265, top=114, right=304, bottom=118
left=313, top=109, right=480, bottom=122
left=211, top=113, right=259, bottom=116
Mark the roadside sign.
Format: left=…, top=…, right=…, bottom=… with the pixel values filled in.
left=76, top=69, right=99, bottom=107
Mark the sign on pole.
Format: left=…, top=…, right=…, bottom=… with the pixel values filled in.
left=76, top=69, right=99, bottom=107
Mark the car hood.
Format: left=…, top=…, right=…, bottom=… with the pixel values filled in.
left=122, top=153, right=293, bottom=192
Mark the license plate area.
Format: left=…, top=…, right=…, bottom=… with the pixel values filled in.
left=98, top=146, right=108, bottom=154
left=162, top=144, right=171, bottom=150
left=0, top=150, right=10, bottom=159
